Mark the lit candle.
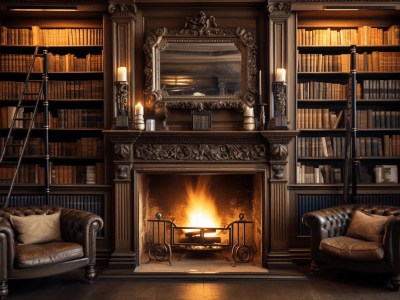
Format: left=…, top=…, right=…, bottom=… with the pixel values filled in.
left=117, top=67, right=127, bottom=82
left=276, top=68, right=286, bottom=82
left=135, top=102, right=144, bottom=115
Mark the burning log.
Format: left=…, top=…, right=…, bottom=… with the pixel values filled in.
left=184, top=228, right=216, bottom=237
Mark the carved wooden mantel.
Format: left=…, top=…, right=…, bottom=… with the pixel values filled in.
left=103, top=129, right=298, bottom=269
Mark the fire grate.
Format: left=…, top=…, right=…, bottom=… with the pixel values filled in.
left=146, top=212, right=255, bottom=266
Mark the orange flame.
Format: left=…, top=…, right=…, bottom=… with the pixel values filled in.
left=184, top=176, right=221, bottom=231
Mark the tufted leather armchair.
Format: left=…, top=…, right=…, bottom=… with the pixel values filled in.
left=302, top=204, right=400, bottom=290
left=0, top=205, right=104, bottom=299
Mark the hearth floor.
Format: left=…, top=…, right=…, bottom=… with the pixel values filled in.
left=135, top=252, right=267, bottom=274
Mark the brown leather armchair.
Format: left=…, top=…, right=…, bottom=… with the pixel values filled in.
left=302, top=204, right=400, bottom=290
left=0, top=205, right=104, bottom=299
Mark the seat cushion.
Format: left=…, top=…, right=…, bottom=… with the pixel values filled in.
left=15, top=241, right=84, bottom=268
left=346, top=210, right=391, bottom=243
left=319, top=236, right=384, bottom=261
left=10, top=212, right=62, bottom=244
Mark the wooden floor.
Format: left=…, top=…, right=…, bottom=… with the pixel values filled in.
left=8, top=265, right=399, bottom=300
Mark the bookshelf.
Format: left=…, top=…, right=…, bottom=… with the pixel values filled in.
left=296, top=10, right=400, bottom=186
left=0, top=19, right=106, bottom=187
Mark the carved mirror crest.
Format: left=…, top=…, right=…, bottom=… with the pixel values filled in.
left=144, top=11, right=257, bottom=112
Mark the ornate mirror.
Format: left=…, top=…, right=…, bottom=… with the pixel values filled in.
left=144, top=11, right=257, bottom=112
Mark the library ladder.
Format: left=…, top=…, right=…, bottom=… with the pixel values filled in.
left=0, top=46, right=49, bottom=208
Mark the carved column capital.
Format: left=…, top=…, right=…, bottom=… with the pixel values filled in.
left=114, top=143, right=131, bottom=160
left=116, top=164, right=131, bottom=180
left=262, top=131, right=298, bottom=180
left=108, top=1, right=137, bottom=18
left=266, top=1, right=292, bottom=17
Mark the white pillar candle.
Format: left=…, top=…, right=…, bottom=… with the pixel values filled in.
left=276, top=68, right=286, bottom=82
left=117, top=67, right=127, bottom=82
left=135, top=102, right=144, bottom=115
left=244, top=106, right=254, bottom=117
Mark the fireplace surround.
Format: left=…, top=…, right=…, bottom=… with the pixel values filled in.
left=103, top=130, right=298, bottom=275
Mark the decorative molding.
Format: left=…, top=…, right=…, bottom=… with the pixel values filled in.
left=114, top=144, right=131, bottom=160
left=271, top=143, right=288, bottom=161
left=116, top=164, right=130, bottom=180
left=165, top=100, right=246, bottom=112
left=108, top=2, right=137, bottom=18
left=293, top=0, right=397, bottom=2
left=135, top=143, right=266, bottom=162
left=267, top=2, right=292, bottom=16
left=3, top=0, right=104, bottom=3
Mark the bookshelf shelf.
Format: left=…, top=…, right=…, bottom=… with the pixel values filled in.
left=296, top=11, right=400, bottom=186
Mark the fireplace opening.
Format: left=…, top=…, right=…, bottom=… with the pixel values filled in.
left=136, top=173, right=265, bottom=273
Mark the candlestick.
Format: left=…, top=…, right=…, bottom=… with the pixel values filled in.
left=117, top=67, right=127, bottom=82
left=135, top=102, right=144, bottom=115
left=276, top=68, right=286, bottom=82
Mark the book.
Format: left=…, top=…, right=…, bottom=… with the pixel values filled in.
left=375, top=165, right=398, bottom=183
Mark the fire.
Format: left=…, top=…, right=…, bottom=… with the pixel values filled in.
left=184, top=176, right=221, bottom=231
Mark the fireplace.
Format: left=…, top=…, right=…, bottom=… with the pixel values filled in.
left=136, top=173, right=263, bottom=270
left=103, top=130, right=297, bottom=275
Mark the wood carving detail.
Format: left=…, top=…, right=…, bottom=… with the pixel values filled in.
left=108, top=2, right=137, bottom=17
left=116, top=164, right=130, bottom=180
left=135, top=143, right=266, bottom=161
left=267, top=2, right=292, bottom=16
left=271, top=143, right=288, bottom=161
left=114, top=144, right=130, bottom=160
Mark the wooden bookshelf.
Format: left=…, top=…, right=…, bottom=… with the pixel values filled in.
left=296, top=10, right=400, bottom=185
left=0, top=18, right=106, bottom=188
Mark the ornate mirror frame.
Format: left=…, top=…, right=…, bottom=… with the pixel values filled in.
left=143, top=11, right=257, bottom=112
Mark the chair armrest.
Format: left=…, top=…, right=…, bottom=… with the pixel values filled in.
left=0, top=219, right=16, bottom=281
left=383, top=216, right=400, bottom=271
left=60, top=209, right=104, bottom=264
left=302, top=205, right=353, bottom=257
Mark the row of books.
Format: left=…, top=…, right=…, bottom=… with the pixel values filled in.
left=297, top=82, right=356, bottom=100
left=0, top=137, right=104, bottom=158
left=0, top=163, right=104, bottom=185
left=355, top=135, right=400, bottom=157
left=296, top=163, right=342, bottom=184
left=50, top=138, right=104, bottom=157
left=362, top=80, right=400, bottom=100
left=0, top=80, right=104, bottom=99
left=357, top=110, right=400, bottom=129
left=0, top=26, right=103, bottom=46
left=297, top=52, right=400, bottom=73
left=50, top=163, right=104, bottom=185
left=0, top=53, right=103, bottom=72
left=0, top=107, right=104, bottom=129
left=297, top=25, right=400, bottom=46
left=297, top=109, right=344, bottom=129
left=298, top=136, right=345, bottom=158
left=298, top=80, right=400, bottom=100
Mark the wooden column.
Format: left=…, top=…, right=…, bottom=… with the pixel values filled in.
left=264, top=1, right=294, bottom=267
left=108, top=0, right=137, bottom=128
left=107, top=0, right=137, bottom=268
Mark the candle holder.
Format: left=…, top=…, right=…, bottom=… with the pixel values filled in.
left=115, top=81, right=129, bottom=129
left=272, top=81, right=288, bottom=129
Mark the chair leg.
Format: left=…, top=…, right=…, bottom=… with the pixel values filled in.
left=85, top=265, right=96, bottom=284
left=0, top=280, right=8, bottom=300
left=310, top=259, right=320, bottom=275
left=391, top=273, right=400, bottom=291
